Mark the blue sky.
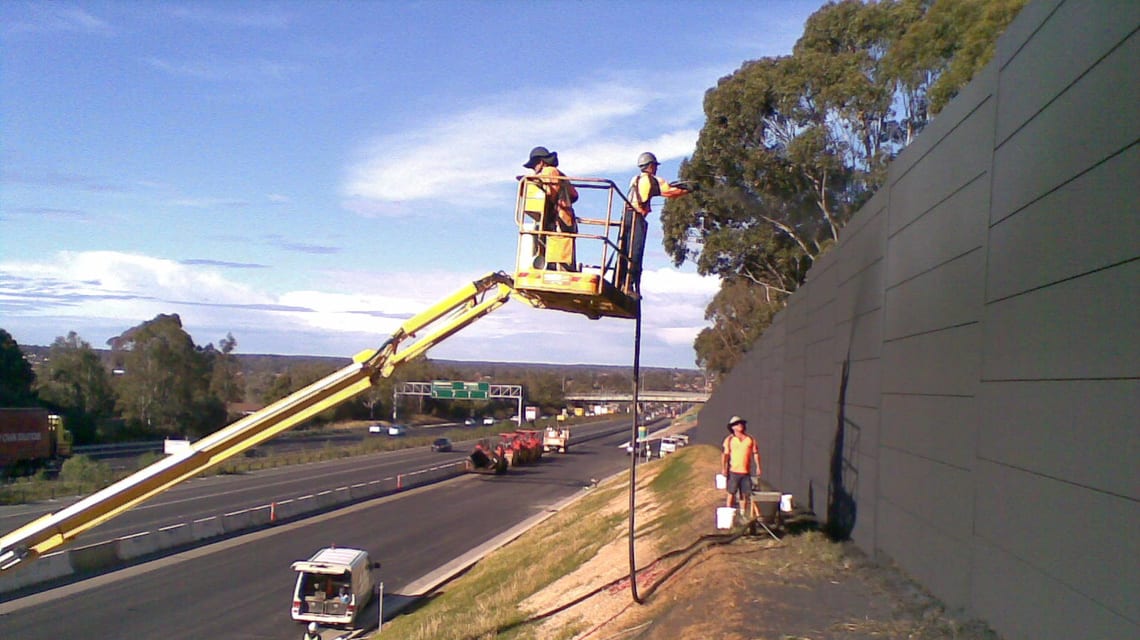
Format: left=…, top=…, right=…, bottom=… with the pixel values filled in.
left=1, top=1, right=824, bottom=369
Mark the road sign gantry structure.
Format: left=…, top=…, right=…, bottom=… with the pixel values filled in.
left=393, top=381, right=524, bottom=425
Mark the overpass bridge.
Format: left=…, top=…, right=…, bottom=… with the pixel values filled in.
left=564, top=391, right=709, bottom=403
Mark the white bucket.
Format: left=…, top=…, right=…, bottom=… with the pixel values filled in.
left=716, top=507, right=736, bottom=530
left=780, top=494, right=794, bottom=512
left=715, top=473, right=726, bottom=490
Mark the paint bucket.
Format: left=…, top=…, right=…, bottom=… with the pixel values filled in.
left=781, top=494, right=794, bottom=512
left=715, top=473, right=726, bottom=490
left=716, top=507, right=736, bottom=530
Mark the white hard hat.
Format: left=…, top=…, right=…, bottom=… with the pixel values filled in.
left=308, top=621, right=318, bottom=632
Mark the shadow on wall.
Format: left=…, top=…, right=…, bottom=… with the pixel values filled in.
left=826, top=356, right=858, bottom=540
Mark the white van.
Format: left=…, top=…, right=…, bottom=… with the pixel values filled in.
left=291, top=547, right=379, bottom=627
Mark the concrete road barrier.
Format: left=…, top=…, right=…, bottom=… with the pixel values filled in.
left=117, top=531, right=158, bottom=560
left=0, top=551, right=73, bottom=592
left=221, top=509, right=253, bottom=533
left=191, top=516, right=224, bottom=541
left=157, top=523, right=194, bottom=548
left=69, top=540, right=121, bottom=574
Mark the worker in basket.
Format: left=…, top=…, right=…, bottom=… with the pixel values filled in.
left=523, top=146, right=579, bottom=271
left=619, top=151, right=694, bottom=293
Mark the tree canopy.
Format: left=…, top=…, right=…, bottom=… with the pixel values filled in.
left=0, top=328, right=38, bottom=407
left=662, top=0, right=1026, bottom=376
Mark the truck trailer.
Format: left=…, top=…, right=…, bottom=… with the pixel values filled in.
left=0, top=408, right=71, bottom=473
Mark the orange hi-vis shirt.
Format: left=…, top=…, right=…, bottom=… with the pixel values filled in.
left=723, top=433, right=759, bottom=475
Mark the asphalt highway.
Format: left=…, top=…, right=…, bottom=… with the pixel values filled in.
left=0, top=420, right=644, bottom=640
left=0, top=421, right=627, bottom=545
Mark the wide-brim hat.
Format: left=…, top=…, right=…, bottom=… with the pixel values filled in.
left=524, top=146, right=558, bottom=169
left=726, top=415, right=747, bottom=431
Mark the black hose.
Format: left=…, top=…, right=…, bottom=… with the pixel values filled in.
left=627, top=312, right=643, bottom=604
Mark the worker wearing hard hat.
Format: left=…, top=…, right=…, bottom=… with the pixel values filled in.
left=524, top=146, right=579, bottom=271
left=620, top=151, right=693, bottom=294
left=303, top=621, right=320, bottom=640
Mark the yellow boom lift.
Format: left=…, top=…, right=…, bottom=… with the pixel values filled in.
left=0, top=174, right=642, bottom=573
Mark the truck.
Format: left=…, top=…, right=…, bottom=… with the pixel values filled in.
left=0, top=408, right=71, bottom=473
left=542, top=426, right=570, bottom=453
left=291, top=547, right=380, bottom=628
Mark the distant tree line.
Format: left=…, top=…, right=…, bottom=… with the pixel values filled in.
left=1, top=320, right=703, bottom=445
left=661, top=0, right=1027, bottom=377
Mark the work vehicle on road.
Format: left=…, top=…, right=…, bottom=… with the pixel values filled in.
left=291, top=547, right=380, bottom=628
left=542, top=426, right=570, bottom=453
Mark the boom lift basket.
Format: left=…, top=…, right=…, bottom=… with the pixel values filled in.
left=513, top=175, right=640, bottom=320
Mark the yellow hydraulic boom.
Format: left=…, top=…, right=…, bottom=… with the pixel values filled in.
left=0, top=272, right=531, bottom=572
left=0, top=176, right=642, bottom=574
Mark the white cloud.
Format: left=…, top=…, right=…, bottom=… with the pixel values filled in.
left=342, top=80, right=703, bottom=209
left=0, top=250, right=714, bottom=367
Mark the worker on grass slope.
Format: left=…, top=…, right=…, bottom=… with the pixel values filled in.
left=619, top=151, right=693, bottom=294
left=722, top=415, right=761, bottom=518
left=524, top=146, right=579, bottom=271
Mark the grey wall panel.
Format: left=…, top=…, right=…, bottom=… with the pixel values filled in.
left=987, top=144, right=1140, bottom=301
left=886, top=174, right=989, bottom=287
left=848, top=445, right=879, bottom=552
left=889, top=73, right=996, bottom=235
left=877, top=500, right=972, bottom=610
left=804, top=371, right=835, bottom=414
left=991, top=31, right=1139, bottom=223
left=982, top=260, right=1139, bottom=380
left=843, top=358, right=881, bottom=411
left=844, top=403, right=880, bottom=457
left=695, top=4, right=1137, bottom=637
left=979, top=380, right=1139, bottom=498
left=883, top=250, right=985, bottom=339
left=879, top=447, right=974, bottom=533
left=837, top=200, right=887, bottom=285
left=834, top=309, right=883, bottom=363
left=836, top=260, right=884, bottom=321
left=972, top=539, right=1138, bottom=640
left=881, top=394, right=978, bottom=471
left=881, top=325, right=982, bottom=397
left=995, top=0, right=1140, bottom=144
left=805, top=335, right=834, bottom=377
left=887, top=61, right=995, bottom=200
left=973, top=460, right=1140, bottom=623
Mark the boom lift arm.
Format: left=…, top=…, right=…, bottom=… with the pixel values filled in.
left=1, top=174, right=643, bottom=574
left=0, top=272, right=529, bottom=572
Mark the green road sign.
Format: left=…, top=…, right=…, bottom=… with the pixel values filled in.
left=431, top=381, right=489, bottom=400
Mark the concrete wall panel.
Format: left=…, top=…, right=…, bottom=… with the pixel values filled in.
left=889, top=81, right=996, bottom=234
left=995, top=0, right=1140, bottom=143
left=973, top=460, right=1140, bottom=622
left=884, top=251, right=985, bottom=339
left=979, top=380, right=1139, bottom=498
left=991, top=30, right=1139, bottom=222
left=972, top=539, right=1138, bottom=640
left=879, top=447, right=973, bottom=534
left=877, top=501, right=972, bottom=610
left=987, top=144, right=1140, bottom=301
left=881, top=325, right=981, bottom=396
left=982, top=260, right=1140, bottom=380
left=886, top=174, right=988, bottom=287
left=881, top=394, right=978, bottom=470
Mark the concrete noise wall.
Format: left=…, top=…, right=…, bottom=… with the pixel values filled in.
left=697, top=1, right=1139, bottom=638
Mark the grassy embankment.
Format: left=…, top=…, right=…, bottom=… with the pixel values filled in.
left=374, top=443, right=728, bottom=640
